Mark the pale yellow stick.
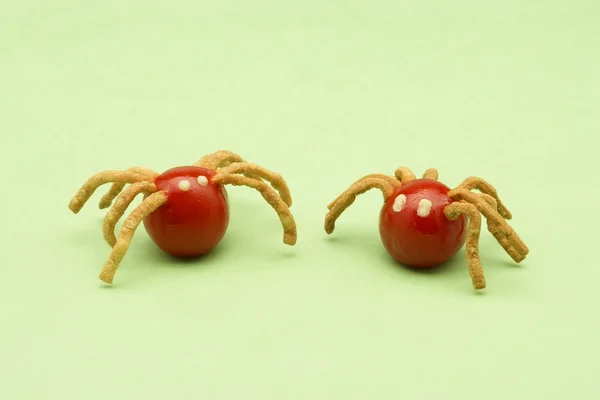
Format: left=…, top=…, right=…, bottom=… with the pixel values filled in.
left=478, top=193, right=497, bottom=210
left=394, top=167, right=416, bottom=182
left=461, top=189, right=528, bottom=258
left=422, top=168, right=439, bottom=180
left=327, top=174, right=400, bottom=210
left=469, top=193, right=524, bottom=268
left=103, top=182, right=158, bottom=247
left=68, top=171, right=147, bottom=214
left=486, top=222, right=525, bottom=263
left=477, top=193, right=502, bottom=238
left=99, top=167, right=159, bottom=209
left=448, top=189, right=529, bottom=262
left=457, top=176, right=512, bottom=219
left=193, top=150, right=267, bottom=190
left=325, top=178, right=394, bottom=234
left=218, top=162, right=293, bottom=207
left=194, top=150, right=244, bottom=170
left=451, top=188, right=528, bottom=259
left=98, top=191, right=168, bottom=284
left=444, top=202, right=486, bottom=290
left=212, top=174, right=297, bottom=245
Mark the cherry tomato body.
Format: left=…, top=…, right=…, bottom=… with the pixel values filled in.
left=143, top=166, right=230, bottom=257
left=379, top=179, right=467, bottom=268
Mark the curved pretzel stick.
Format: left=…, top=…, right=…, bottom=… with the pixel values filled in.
left=477, top=193, right=501, bottom=225
left=457, top=177, right=512, bottom=219
left=325, top=177, right=394, bottom=234
left=444, top=202, right=486, bottom=290
left=103, top=182, right=158, bottom=247
left=212, top=174, right=297, bottom=245
left=327, top=174, right=400, bottom=210
left=459, top=192, right=526, bottom=271
left=98, top=191, right=168, bottom=284
left=478, top=193, right=497, bottom=209
left=422, top=168, right=439, bottom=180
left=394, top=167, right=417, bottom=182
left=194, top=150, right=245, bottom=170
left=193, top=150, right=267, bottom=189
left=448, top=189, right=529, bottom=262
left=217, top=162, right=293, bottom=207
left=99, top=167, right=159, bottom=209
left=476, top=193, right=525, bottom=263
left=69, top=171, right=147, bottom=214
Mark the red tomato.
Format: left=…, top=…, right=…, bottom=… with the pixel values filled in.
left=142, top=166, right=230, bottom=257
left=379, top=179, right=467, bottom=267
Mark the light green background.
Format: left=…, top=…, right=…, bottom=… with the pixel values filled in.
left=1, top=1, right=599, bottom=399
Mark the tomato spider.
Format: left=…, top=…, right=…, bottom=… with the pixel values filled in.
left=324, top=166, right=529, bottom=290
left=68, top=150, right=296, bottom=284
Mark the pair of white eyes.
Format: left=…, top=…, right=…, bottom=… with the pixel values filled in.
left=177, top=176, right=208, bottom=191
left=392, top=194, right=433, bottom=217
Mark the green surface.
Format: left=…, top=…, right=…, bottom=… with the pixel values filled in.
left=1, top=1, right=599, bottom=399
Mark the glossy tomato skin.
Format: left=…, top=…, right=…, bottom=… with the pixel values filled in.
left=143, top=166, right=230, bottom=257
left=379, top=179, right=467, bottom=268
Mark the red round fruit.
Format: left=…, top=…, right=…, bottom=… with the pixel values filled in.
left=379, top=179, right=467, bottom=268
left=142, top=166, right=230, bottom=257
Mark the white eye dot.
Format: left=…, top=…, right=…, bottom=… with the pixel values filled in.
left=392, top=194, right=407, bottom=212
left=197, top=175, right=208, bottom=186
left=178, top=179, right=191, bottom=191
left=417, top=198, right=433, bottom=217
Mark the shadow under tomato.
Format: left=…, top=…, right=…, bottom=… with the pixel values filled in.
left=327, top=228, right=531, bottom=296
left=388, top=251, right=472, bottom=279
left=391, top=256, right=489, bottom=296
left=93, top=240, right=230, bottom=289
left=138, top=237, right=231, bottom=268
left=324, top=227, right=489, bottom=293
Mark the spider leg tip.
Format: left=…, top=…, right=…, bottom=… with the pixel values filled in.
left=99, top=276, right=113, bottom=284
left=98, top=268, right=115, bottom=284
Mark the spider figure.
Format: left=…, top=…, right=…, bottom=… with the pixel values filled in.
left=68, top=150, right=296, bottom=284
left=324, top=166, right=529, bottom=290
